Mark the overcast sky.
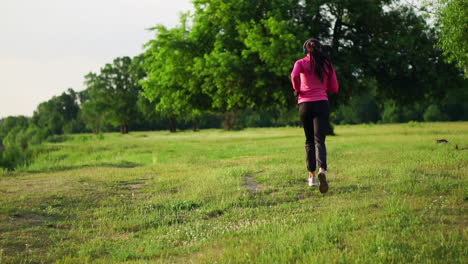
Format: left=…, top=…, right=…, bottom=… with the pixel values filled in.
left=0, top=0, right=193, bottom=118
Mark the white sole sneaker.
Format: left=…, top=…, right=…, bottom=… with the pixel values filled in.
left=308, top=176, right=318, bottom=187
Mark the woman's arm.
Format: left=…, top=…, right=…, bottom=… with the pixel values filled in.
left=290, top=61, right=302, bottom=94
left=327, top=65, right=339, bottom=94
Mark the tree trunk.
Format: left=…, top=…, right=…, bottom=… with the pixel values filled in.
left=120, top=123, right=129, bottom=134
left=331, top=5, right=343, bottom=55
left=192, top=120, right=199, bottom=132
left=223, top=111, right=240, bottom=130
left=93, top=113, right=104, bottom=134
left=168, top=117, right=177, bottom=133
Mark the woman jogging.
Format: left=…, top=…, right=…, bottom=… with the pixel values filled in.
left=290, top=39, right=339, bottom=193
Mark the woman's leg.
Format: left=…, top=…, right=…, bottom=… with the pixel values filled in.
left=299, top=102, right=316, bottom=172
left=313, top=101, right=330, bottom=171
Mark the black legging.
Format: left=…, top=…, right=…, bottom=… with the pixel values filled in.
left=299, top=100, right=329, bottom=172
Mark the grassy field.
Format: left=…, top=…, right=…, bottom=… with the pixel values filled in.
left=0, top=122, right=467, bottom=263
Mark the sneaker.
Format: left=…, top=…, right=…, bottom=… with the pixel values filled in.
left=318, top=171, right=328, bottom=193
left=308, top=175, right=318, bottom=187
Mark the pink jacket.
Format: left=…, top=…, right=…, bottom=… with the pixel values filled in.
left=290, top=55, right=339, bottom=104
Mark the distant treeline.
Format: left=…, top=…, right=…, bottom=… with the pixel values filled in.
left=1, top=0, right=468, bottom=170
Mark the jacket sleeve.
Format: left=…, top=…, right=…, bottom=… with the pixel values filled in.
left=327, top=65, right=339, bottom=94
left=290, top=61, right=302, bottom=93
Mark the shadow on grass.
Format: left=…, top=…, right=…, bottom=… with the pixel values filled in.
left=0, top=192, right=108, bottom=262
left=3, top=193, right=84, bottom=233
left=26, top=160, right=143, bottom=174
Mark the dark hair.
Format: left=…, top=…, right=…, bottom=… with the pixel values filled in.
left=305, top=39, right=332, bottom=82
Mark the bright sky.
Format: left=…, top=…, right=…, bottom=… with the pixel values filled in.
left=0, top=0, right=193, bottom=118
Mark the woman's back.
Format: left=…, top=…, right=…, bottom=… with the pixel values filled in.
left=291, top=55, right=339, bottom=104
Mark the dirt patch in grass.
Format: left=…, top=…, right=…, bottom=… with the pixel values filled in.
left=242, top=174, right=265, bottom=194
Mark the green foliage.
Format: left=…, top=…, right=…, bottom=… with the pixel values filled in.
left=142, top=16, right=208, bottom=132
left=83, top=56, right=143, bottom=134
left=0, top=123, right=49, bottom=170
left=80, top=99, right=106, bottom=134
left=0, top=113, right=60, bottom=170
left=380, top=100, right=401, bottom=124
left=443, top=87, right=468, bottom=121
left=62, top=118, right=87, bottom=134
left=241, top=109, right=275, bottom=128
left=32, top=89, right=81, bottom=135
left=364, top=6, right=461, bottom=103
left=0, top=115, right=29, bottom=142
left=423, top=104, right=448, bottom=121
left=437, top=0, right=468, bottom=76
left=189, top=0, right=325, bottom=125
left=139, top=0, right=467, bottom=131
left=0, top=145, right=27, bottom=170
left=333, top=89, right=380, bottom=124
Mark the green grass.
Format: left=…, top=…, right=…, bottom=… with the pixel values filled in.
left=0, top=122, right=467, bottom=263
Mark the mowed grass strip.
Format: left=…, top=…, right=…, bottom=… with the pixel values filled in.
left=0, top=123, right=467, bottom=263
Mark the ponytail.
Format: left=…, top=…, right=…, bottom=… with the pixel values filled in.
left=304, top=39, right=332, bottom=83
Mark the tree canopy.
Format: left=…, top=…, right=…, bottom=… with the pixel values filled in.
left=82, top=56, right=143, bottom=134
left=32, top=88, right=80, bottom=135
left=141, top=0, right=466, bottom=130
left=436, top=0, right=468, bottom=76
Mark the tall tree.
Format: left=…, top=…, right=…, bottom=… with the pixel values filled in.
left=363, top=5, right=466, bottom=103
left=83, top=56, right=141, bottom=134
left=0, top=116, right=29, bottom=142
left=32, top=88, right=80, bottom=135
left=143, top=0, right=466, bottom=130
left=189, top=0, right=303, bottom=128
left=189, top=0, right=397, bottom=127
left=435, top=0, right=468, bottom=76
left=142, top=15, right=210, bottom=132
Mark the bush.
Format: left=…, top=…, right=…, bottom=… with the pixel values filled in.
left=400, top=103, right=424, bottom=122
left=198, top=112, right=223, bottom=129
left=274, top=108, right=300, bottom=127
left=334, top=104, right=358, bottom=124
left=423, top=105, right=448, bottom=122
left=381, top=101, right=401, bottom=123
left=0, top=116, right=29, bottom=141
left=0, top=121, right=52, bottom=171
left=241, top=110, right=275, bottom=128
left=26, top=125, right=51, bottom=145
left=0, top=146, right=29, bottom=170
left=63, top=119, right=87, bottom=134
left=333, top=91, right=380, bottom=125
left=443, top=89, right=468, bottom=121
